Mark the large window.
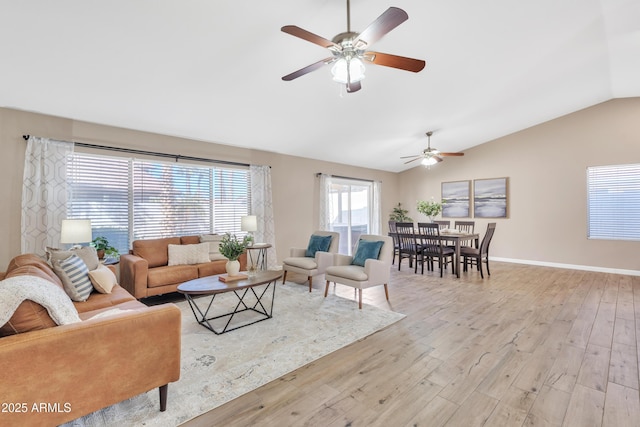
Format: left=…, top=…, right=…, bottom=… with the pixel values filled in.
left=67, top=152, right=250, bottom=253
left=327, top=178, right=375, bottom=254
left=587, top=163, right=640, bottom=241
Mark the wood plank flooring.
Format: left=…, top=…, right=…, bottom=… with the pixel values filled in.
left=181, top=262, right=640, bottom=427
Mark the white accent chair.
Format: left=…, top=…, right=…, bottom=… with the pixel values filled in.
left=324, top=234, right=393, bottom=309
left=282, top=231, right=340, bottom=292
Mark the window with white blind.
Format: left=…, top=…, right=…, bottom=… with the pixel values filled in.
left=67, top=152, right=251, bottom=254
left=587, top=163, right=640, bottom=241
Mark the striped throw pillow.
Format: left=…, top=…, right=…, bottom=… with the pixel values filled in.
left=57, top=254, right=93, bottom=302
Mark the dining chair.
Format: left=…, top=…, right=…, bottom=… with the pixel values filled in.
left=433, top=220, right=450, bottom=230
left=388, top=220, right=400, bottom=265
left=417, top=222, right=454, bottom=277
left=454, top=220, right=476, bottom=248
left=394, top=222, right=420, bottom=273
left=461, top=223, right=496, bottom=279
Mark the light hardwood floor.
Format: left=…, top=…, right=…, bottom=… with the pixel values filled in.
left=182, top=261, right=640, bottom=427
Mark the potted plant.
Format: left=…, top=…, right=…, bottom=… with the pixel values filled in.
left=219, top=233, right=252, bottom=276
left=91, top=236, right=119, bottom=260
left=389, top=202, right=413, bottom=222
left=416, top=199, right=443, bottom=222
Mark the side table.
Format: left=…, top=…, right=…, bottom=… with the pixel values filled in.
left=246, top=243, right=272, bottom=270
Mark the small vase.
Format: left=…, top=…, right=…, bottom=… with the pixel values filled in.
left=226, top=259, right=241, bottom=276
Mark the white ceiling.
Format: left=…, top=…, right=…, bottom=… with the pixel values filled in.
left=2, top=0, right=639, bottom=172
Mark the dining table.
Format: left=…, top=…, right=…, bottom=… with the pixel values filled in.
left=390, top=230, right=479, bottom=278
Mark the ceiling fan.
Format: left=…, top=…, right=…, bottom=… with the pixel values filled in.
left=281, top=0, right=426, bottom=93
left=401, top=131, right=464, bottom=166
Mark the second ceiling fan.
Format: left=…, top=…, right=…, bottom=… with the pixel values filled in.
left=401, top=132, right=465, bottom=166
left=281, top=0, right=426, bottom=93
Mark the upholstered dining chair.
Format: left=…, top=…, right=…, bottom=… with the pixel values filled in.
left=417, top=222, right=455, bottom=277
left=324, top=234, right=393, bottom=309
left=461, top=223, right=496, bottom=279
left=282, top=231, right=339, bottom=292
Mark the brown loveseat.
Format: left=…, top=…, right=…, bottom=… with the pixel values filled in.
left=0, top=253, right=181, bottom=427
left=120, top=235, right=247, bottom=299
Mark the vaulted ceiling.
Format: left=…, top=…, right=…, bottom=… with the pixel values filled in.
left=2, top=0, right=639, bottom=172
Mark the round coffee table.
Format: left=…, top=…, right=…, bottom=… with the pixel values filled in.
left=177, top=270, right=283, bottom=334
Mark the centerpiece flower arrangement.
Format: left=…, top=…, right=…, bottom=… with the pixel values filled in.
left=416, top=198, right=443, bottom=222
left=219, top=233, right=252, bottom=276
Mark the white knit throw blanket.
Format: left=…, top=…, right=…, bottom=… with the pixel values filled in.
left=0, top=275, right=81, bottom=327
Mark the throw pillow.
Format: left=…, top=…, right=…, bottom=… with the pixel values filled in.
left=305, top=234, right=332, bottom=258
left=88, top=264, right=117, bottom=294
left=55, top=254, right=94, bottom=302
left=168, top=242, right=211, bottom=266
left=47, top=246, right=100, bottom=271
left=199, top=234, right=227, bottom=261
left=351, top=240, right=385, bottom=267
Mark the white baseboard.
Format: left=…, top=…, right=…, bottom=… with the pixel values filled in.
left=491, top=257, right=640, bottom=277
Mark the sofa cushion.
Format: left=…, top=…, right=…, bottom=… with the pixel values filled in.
left=73, top=285, right=136, bottom=314
left=47, top=246, right=100, bottom=271
left=55, top=254, right=94, bottom=302
left=6, top=254, right=63, bottom=288
left=132, top=237, right=181, bottom=268
left=147, top=265, right=198, bottom=288
left=88, top=264, right=118, bottom=294
left=305, top=234, right=332, bottom=257
left=180, top=235, right=200, bottom=245
left=168, top=243, right=210, bottom=266
left=200, top=234, right=228, bottom=261
left=197, top=260, right=228, bottom=277
left=77, top=298, right=146, bottom=320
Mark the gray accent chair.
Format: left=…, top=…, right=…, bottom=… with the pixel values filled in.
left=282, top=231, right=340, bottom=292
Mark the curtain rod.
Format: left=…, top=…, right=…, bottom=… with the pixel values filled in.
left=23, top=134, right=251, bottom=168
left=316, top=172, right=374, bottom=183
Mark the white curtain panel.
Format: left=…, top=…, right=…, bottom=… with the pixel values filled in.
left=372, top=180, right=382, bottom=235
left=318, top=173, right=333, bottom=231
left=22, top=136, right=74, bottom=256
left=249, top=165, right=277, bottom=269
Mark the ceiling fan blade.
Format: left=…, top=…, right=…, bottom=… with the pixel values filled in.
left=353, top=7, right=409, bottom=49
left=281, top=25, right=341, bottom=52
left=346, top=80, right=362, bottom=93
left=400, top=154, right=421, bottom=159
left=364, top=51, right=426, bottom=72
left=282, top=57, right=335, bottom=81
left=404, top=157, right=422, bottom=164
left=438, top=152, right=464, bottom=157
left=434, top=156, right=444, bottom=163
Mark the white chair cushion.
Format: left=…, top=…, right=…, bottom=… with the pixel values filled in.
left=326, top=265, right=369, bottom=282
left=283, top=257, right=318, bottom=270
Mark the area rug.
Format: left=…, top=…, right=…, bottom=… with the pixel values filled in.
left=63, top=281, right=405, bottom=427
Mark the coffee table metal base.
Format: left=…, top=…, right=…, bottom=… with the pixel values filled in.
left=184, top=280, right=276, bottom=334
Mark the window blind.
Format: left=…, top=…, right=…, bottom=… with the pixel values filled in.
left=587, top=163, right=640, bottom=241
left=67, top=152, right=251, bottom=253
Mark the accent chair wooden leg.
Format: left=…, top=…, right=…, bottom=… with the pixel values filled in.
left=358, top=289, right=362, bottom=309
left=384, top=283, right=389, bottom=301
left=282, top=270, right=288, bottom=284
left=324, top=280, right=330, bottom=297
left=159, top=384, right=168, bottom=412
left=308, top=276, right=313, bottom=292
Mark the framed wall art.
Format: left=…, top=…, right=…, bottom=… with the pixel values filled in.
left=474, top=177, right=508, bottom=218
left=441, top=180, right=471, bottom=218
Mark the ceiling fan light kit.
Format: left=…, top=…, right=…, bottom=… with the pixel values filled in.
left=281, top=0, right=426, bottom=93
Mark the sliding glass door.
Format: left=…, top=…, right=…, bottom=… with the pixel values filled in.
left=327, top=178, right=374, bottom=255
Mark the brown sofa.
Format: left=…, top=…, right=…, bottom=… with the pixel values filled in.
left=0, top=254, right=181, bottom=427
left=120, top=235, right=247, bottom=299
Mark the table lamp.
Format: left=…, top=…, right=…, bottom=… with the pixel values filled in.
left=60, top=219, right=92, bottom=248
left=241, top=215, right=257, bottom=245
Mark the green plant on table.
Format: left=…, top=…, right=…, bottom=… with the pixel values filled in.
left=416, top=199, right=443, bottom=220
left=91, top=236, right=119, bottom=258
left=219, top=233, right=252, bottom=261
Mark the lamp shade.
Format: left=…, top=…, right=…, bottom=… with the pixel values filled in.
left=241, top=215, right=258, bottom=232
left=60, top=219, right=92, bottom=244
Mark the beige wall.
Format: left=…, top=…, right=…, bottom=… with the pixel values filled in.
left=398, top=98, right=640, bottom=273
left=2, top=98, right=639, bottom=273
left=0, top=107, right=398, bottom=270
